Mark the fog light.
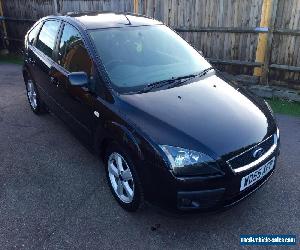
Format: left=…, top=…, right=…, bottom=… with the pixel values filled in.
left=181, top=198, right=192, bottom=207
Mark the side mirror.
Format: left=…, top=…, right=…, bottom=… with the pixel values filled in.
left=68, top=72, right=88, bottom=87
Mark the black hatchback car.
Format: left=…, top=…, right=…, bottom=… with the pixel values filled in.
left=23, top=12, right=280, bottom=212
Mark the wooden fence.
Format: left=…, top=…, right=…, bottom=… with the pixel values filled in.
left=1, top=0, right=300, bottom=89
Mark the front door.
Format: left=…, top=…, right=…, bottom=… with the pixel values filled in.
left=48, top=22, right=98, bottom=146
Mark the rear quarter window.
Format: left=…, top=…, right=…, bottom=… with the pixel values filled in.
left=36, top=20, right=61, bottom=58
left=27, top=22, right=43, bottom=46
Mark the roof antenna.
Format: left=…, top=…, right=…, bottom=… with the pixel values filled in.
left=124, top=15, right=132, bottom=25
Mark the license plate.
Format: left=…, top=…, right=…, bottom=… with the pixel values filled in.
left=240, top=157, right=275, bottom=191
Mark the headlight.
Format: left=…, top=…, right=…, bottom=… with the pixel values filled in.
left=276, top=127, right=280, bottom=139
left=159, top=145, right=221, bottom=176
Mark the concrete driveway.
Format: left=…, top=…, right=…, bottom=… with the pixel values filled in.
left=0, top=64, right=299, bottom=249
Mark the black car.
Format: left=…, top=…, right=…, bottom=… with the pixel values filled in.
left=23, top=12, right=280, bottom=212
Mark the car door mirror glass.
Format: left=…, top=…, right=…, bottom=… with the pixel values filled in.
left=68, top=72, right=88, bottom=87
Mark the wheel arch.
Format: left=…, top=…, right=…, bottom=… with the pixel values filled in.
left=94, top=120, right=143, bottom=162
left=22, top=66, right=29, bottom=82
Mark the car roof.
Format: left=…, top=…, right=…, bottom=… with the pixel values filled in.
left=49, top=12, right=162, bottom=30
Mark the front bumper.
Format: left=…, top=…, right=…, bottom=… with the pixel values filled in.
left=149, top=147, right=279, bottom=212
left=177, top=165, right=276, bottom=211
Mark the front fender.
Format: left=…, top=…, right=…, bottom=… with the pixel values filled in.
left=94, top=120, right=143, bottom=160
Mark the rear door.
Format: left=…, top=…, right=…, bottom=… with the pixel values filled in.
left=24, top=21, right=43, bottom=82
left=48, top=22, right=98, bottom=146
left=33, top=19, right=61, bottom=112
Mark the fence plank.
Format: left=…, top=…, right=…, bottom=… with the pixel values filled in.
left=261, top=0, right=279, bottom=83
left=0, top=0, right=9, bottom=48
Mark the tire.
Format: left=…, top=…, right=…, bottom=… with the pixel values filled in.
left=104, top=143, right=144, bottom=212
left=24, top=74, right=47, bottom=115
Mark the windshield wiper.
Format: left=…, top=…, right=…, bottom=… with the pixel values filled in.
left=169, top=67, right=215, bottom=89
left=138, top=78, right=182, bottom=94
left=197, top=67, right=215, bottom=78
left=137, top=67, right=214, bottom=94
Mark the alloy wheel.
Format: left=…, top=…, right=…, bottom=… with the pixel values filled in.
left=26, top=79, right=37, bottom=109
left=108, top=152, right=135, bottom=203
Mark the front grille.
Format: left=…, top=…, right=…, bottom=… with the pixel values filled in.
left=227, top=135, right=276, bottom=171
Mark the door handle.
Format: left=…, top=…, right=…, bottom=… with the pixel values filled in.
left=74, top=96, right=82, bottom=103
left=29, top=57, right=36, bottom=65
left=50, top=77, right=60, bottom=87
left=50, top=76, right=56, bottom=84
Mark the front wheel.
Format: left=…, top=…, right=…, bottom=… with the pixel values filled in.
left=105, top=144, right=144, bottom=212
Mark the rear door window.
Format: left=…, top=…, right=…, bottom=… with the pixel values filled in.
left=57, top=23, right=92, bottom=76
left=36, top=20, right=61, bottom=58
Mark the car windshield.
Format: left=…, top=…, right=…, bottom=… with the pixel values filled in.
left=89, top=25, right=211, bottom=94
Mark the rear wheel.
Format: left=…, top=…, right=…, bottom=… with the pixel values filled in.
left=105, top=144, right=143, bottom=212
left=25, top=75, right=47, bottom=114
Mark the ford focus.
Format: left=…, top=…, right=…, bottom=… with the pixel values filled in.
left=23, top=12, right=280, bottom=212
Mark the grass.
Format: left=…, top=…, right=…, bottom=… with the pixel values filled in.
left=267, top=98, right=300, bottom=117
left=0, top=53, right=23, bottom=65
